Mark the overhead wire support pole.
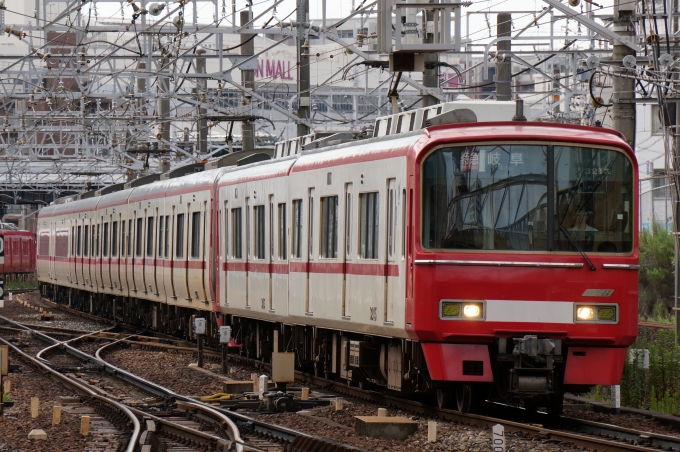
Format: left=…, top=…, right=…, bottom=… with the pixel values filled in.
left=297, top=0, right=311, bottom=137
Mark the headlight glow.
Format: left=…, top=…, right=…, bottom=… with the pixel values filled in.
left=463, top=304, right=481, bottom=318
left=576, top=306, right=595, bottom=320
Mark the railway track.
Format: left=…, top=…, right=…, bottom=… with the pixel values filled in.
left=23, top=292, right=680, bottom=451
left=0, top=314, right=366, bottom=452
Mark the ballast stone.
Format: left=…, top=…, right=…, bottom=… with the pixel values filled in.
left=354, top=416, right=418, bottom=440
left=28, top=429, right=47, bottom=440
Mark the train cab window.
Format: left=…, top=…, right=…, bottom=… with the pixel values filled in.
left=103, top=223, right=109, bottom=257
left=164, top=215, right=170, bottom=258
left=191, top=212, right=201, bottom=258
left=158, top=216, right=164, bottom=258
left=112, top=221, right=118, bottom=257
left=84, top=225, right=89, bottom=256
left=278, top=203, right=286, bottom=259
left=231, top=208, right=242, bottom=259
left=320, top=196, right=338, bottom=258
left=253, top=206, right=265, bottom=259
left=176, top=213, right=185, bottom=258
left=135, top=218, right=143, bottom=257
left=146, top=217, right=155, bottom=257
left=76, top=226, right=82, bottom=256
left=292, top=200, right=302, bottom=258
left=359, top=192, right=379, bottom=259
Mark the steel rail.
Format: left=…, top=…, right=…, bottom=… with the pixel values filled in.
left=0, top=336, right=141, bottom=452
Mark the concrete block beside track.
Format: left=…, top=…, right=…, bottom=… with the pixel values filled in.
left=354, top=416, right=418, bottom=440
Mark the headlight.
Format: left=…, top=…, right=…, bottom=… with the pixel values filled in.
left=440, top=300, right=485, bottom=320
left=463, top=304, right=482, bottom=318
left=574, top=304, right=618, bottom=323
left=576, top=306, right=594, bottom=320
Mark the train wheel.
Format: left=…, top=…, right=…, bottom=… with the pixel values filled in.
left=436, top=389, right=453, bottom=409
left=455, top=384, right=472, bottom=413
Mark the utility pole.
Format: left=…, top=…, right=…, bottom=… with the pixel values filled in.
left=422, top=6, right=438, bottom=107
left=240, top=11, right=255, bottom=152
left=296, top=0, right=311, bottom=137
left=611, top=3, right=636, bottom=148
left=496, top=13, right=511, bottom=101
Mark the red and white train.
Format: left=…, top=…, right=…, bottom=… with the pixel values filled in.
left=37, top=101, right=638, bottom=413
left=0, top=227, right=36, bottom=275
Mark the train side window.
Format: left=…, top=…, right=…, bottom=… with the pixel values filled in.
left=176, top=213, right=185, bottom=258
left=231, top=208, right=242, bottom=259
left=146, top=217, right=155, bottom=257
left=119, top=222, right=124, bottom=257
left=359, top=192, right=379, bottom=259
left=158, top=216, right=164, bottom=258
left=253, top=206, right=265, bottom=259
left=77, top=226, right=82, bottom=256
left=103, top=222, right=109, bottom=257
left=84, top=225, right=89, bottom=256
left=278, top=203, right=286, bottom=259
left=39, top=232, right=49, bottom=256
left=164, top=215, right=170, bottom=258
left=191, top=211, right=201, bottom=258
left=135, top=218, right=143, bottom=257
left=112, top=222, right=118, bottom=257
left=320, top=196, right=338, bottom=258
left=292, top=200, right=302, bottom=258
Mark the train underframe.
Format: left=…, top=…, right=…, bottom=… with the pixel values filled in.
left=41, top=282, right=574, bottom=415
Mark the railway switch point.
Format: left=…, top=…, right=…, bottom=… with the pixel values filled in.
left=27, top=429, right=47, bottom=440
left=52, top=406, right=61, bottom=425
left=354, top=416, right=417, bottom=440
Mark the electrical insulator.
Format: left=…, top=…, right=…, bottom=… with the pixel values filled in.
left=5, top=26, right=26, bottom=39
left=148, top=3, right=166, bottom=16
left=0, top=0, right=6, bottom=10
left=173, top=15, right=184, bottom=29
left=127, top=0, right=148, bottom=15
left=568, top=0, right=580, bottom=6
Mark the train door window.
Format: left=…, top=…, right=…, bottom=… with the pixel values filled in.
left=223, top=202, right=228, bottom=258
left=292, top=200, right=302, bottom=258
left=176, top=213, right=185, bottom=258
left=120, top=222, right=124, bottom=257
left=278, top=203, right=286, bottom=259
left=103, top=223, right=109, bottom=257
left=269, top=197, right=274, bottom=261
left=387, top=184, right=396, bottom=259
left=164, top=216, right=170, bottom=257
left=232, top=208, right=242, bottom=259
left=191, top=211, right=201, bottom=258
left=77, top=226, right=82, bottom=256
left=135, top=218, right=143, bottom=257
left=320, top=196, right=338, bottom=258
left=345, top=186, right=352, bottom=258
left=146, top=217, right=155, bottom=257
left=84, top=225, right=89, bottom=256
left=308, top=190, right=314, bottom=258
left=158, top=216, right=164, bottom=258
left=401, top=189, right=406, bottom=259
left=112, top=221, right=118, bottom=257
left=254, top=206, right=265, bottom=259
left=359, top=192, right=379, bottom=259
left=127, top=220, right=132, bottom=257
left=71, top=226, right=75, bottom=256
left=96, top=224, right=100, bottom=257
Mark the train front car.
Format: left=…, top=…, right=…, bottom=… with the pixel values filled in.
left=410, top=122, right=638, bottom=414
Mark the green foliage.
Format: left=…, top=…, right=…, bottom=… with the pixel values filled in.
left=638, top=223, right=675, bottom=317
left=1, top=393, right=9, bottom=402
left=620, top=329, right=680, bottom=414
left=5, top=274, right=38, bottom=291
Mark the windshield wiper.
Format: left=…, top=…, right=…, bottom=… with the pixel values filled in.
left=559, top=226, right=596, bottom=271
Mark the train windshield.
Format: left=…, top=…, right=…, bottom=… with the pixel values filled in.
left=421, top=144, right=633, bottom=253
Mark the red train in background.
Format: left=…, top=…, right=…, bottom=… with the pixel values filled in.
left=0, top=227, right=36, bottom=275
